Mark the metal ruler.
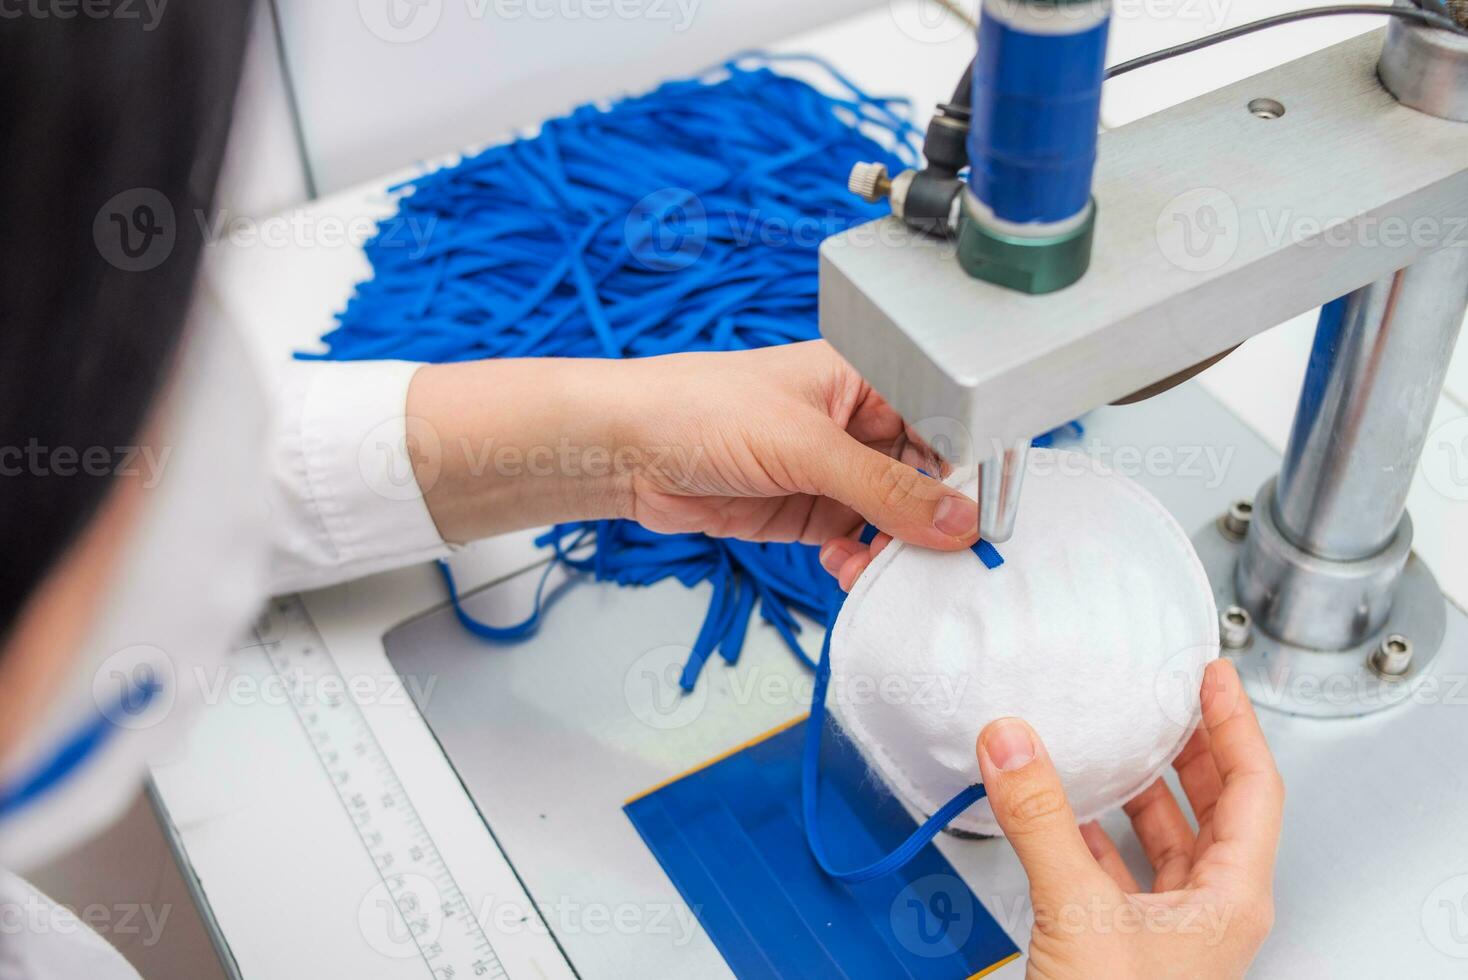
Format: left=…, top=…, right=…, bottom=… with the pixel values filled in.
left=255, top=594, right=508, bottom=979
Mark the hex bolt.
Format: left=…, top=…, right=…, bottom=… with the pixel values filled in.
left=1221, top=498, right=1253, bottom=539
left=1371, top=633, right=1413, bottom=677
left=1220, top=605, right=1253, bottom=650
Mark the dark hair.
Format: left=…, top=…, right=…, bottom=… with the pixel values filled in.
left=0, top=1, right=255, bottom=638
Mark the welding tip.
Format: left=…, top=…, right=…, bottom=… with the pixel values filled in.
left=977, top=443, right=1029, bottom=544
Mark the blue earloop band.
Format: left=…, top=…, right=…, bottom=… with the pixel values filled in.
left=801, top=602, right=989, bottom=884
left=0, top=674, right=162, bottom=819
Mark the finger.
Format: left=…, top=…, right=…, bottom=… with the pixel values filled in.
left=837, top=533, right=895, bottom=591
left=893, top=429, right=946, bottom=478
left=1080, top=821, right=1141, bottom=892
left=837, top=551, right=874, bottom=592
left=818, top=537, right=863, bottom=581
left=1122, top=779, right=1196, bottom=892
left=977, top=718, right=1107, bottom=905
left=1194, top=660, right=1285, bottom=882
left=1171, top=725, right=1224, bottom=840
left=808, top=427, right=978, bottom=551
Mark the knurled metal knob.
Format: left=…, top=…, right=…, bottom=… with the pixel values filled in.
left=847, top=161, right=891, bottom=203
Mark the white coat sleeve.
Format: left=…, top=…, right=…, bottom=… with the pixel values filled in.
left=266, top=359, right=453, bottom=594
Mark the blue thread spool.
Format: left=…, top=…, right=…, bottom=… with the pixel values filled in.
left=958, top=0, right=1109, bottom=293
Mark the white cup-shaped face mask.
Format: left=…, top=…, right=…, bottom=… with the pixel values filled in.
left=830, top=448, right=1219, bottom=837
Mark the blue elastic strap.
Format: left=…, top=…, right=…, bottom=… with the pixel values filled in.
left=802, top=603, right=988, bottom=884
left=314, top=55, right=923, bottom=690
left=437, top=556, right=563, bottom=641
left=973, top=539, right=1005, bottom=568
left=0, top=673, right=162, bottom=819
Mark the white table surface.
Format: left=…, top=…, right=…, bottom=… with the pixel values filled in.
left=153, top=2, right=1468, bottom=977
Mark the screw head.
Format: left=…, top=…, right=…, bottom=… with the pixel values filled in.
left=1221, top=498, right=1253, bottom=539
left=1371, top=633, right=1413, bottom=677
left=1220, top=605, right=1253, bottom=650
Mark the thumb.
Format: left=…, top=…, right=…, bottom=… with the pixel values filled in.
left=977, top=717, right=1101, bottom=906
left=810, top=426, right=978, bottom=550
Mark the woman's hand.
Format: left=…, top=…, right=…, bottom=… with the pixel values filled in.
left=978, top=659, right=1283, bottom=980
left=407, top=340, right=981, bottom=553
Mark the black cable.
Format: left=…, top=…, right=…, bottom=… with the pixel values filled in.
left=1106, top=5, right=1468, bottom=78
left=924, top=4, right=1465, bottom=177
left=1410, top=0, right=1456, bottom=24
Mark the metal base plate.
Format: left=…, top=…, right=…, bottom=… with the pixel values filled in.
left=1193, top=520, right=1448, bottom=718
left=387, top=381, right=1468, bottom=977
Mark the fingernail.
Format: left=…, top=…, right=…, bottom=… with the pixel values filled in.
left=819, top=542, right=844, bottom=576
left=933, top=494, right=978, bottom=538
left=983, top=718, right=1035, bottom=772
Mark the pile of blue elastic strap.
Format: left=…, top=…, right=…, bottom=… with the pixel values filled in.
left=309, top=53, right=927, bottom=690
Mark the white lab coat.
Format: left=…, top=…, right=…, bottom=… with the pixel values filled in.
left=3, top=356, right=448, bottom=978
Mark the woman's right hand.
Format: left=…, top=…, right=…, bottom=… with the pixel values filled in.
left=820, top=533, right=1285, bottom=979
left=976, top=658, right=1283, bottom=979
